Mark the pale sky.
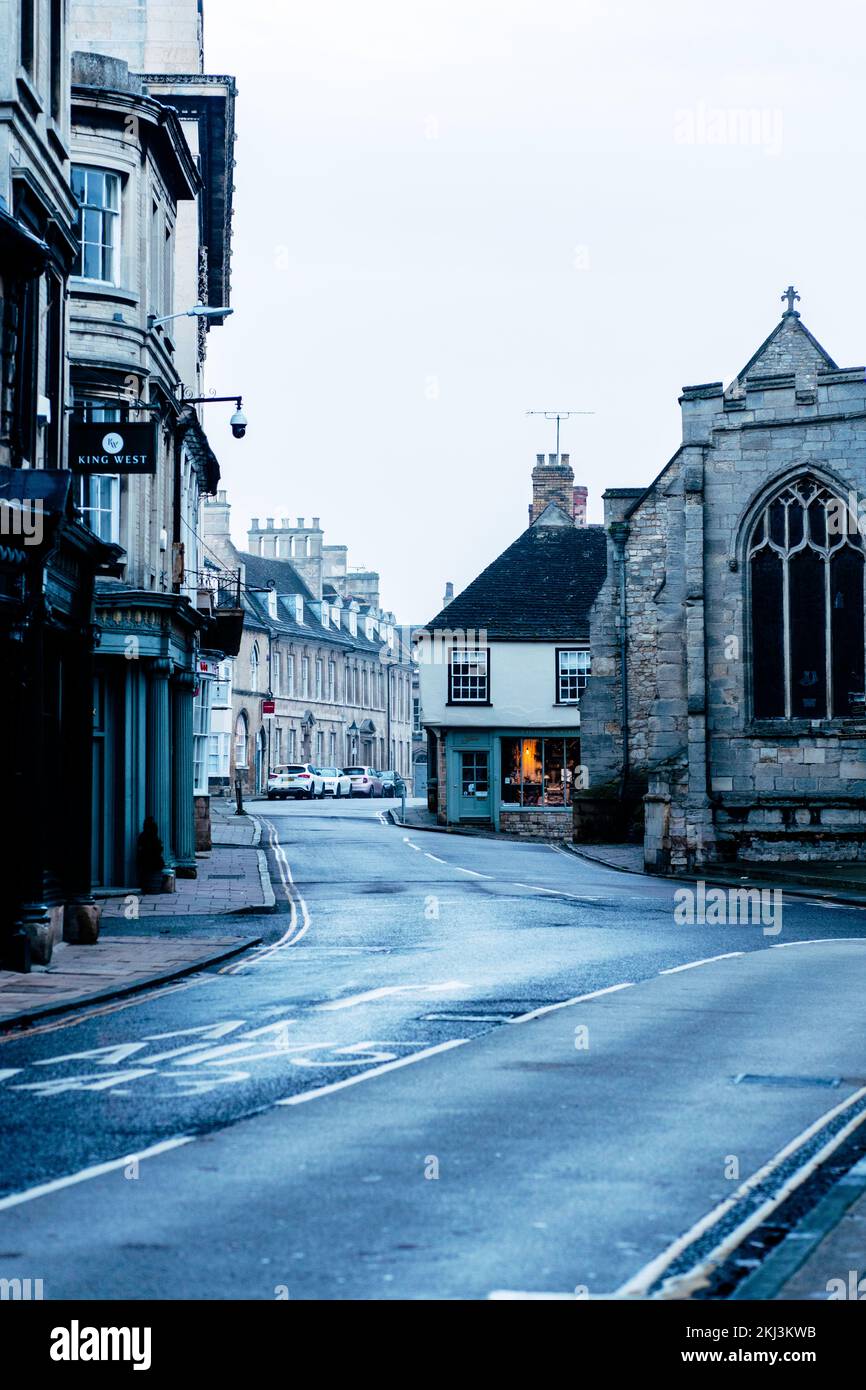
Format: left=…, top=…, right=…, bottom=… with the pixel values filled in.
left=202, top=0, right=866, bottom=624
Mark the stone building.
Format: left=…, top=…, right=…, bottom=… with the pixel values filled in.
left=0, top=0, right=120, bottom=968
left=576, top=293, right=866, bottom=871
left=203, top=495, right=414, bottom=792
left=67, top=4, right=241, bottom=892
left=421, top=454, right=605, bottom=835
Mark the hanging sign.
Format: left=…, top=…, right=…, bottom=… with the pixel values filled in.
left=69, top=421, right=158, bottom=474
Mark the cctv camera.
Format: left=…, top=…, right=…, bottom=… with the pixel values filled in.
left=230, top=409, right=247, bottom=440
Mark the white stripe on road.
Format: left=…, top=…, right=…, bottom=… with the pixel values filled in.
left=403, top=837, right=422, bottom=852
left=659, top=953, right=744, bottom=975
left=318, top=981, right=466, bottom=1012
left=224, top=819, right=311, bottom=971
left=455, top=866, right=492, bottom=879
left=0, top=1136, right=194, bottom=1213
left=276, top=1039, right=470, bottom=1106
left=508, top=982, right=634, bottom=1024
left=425, top=852, right=446, bottom=864
left=515, top=883, right=602, bottom=901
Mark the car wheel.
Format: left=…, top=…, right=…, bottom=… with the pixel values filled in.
left=335, top=786, right=341, bottom=799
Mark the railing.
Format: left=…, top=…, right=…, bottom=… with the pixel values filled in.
left=186, top=568, right=242, bottom=611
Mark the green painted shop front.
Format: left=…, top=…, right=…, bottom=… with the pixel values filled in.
left=444, top=728, right=582, bottom=832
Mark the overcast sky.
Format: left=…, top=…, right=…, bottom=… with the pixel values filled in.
left=202, top=0, right=866, bottom=623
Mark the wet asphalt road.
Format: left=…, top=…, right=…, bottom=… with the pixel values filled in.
left=1, top=799, right=865, bottom=1297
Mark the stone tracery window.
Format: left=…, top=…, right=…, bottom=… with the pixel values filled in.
left=749, top=475, right=865, bottom=718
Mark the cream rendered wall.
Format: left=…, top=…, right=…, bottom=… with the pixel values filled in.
left=420, top=641, right=586, bottom=729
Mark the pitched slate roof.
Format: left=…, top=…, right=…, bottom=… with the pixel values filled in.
left=238, top=551, right=392, bottom=656
left=425, top=522, right=607, bottom=641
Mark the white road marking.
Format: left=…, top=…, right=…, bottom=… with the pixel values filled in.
left=771, top=937, right=862, bottom=948
left=318, top=981, right=466, bottom=1012
left=0, top=1136, right=194, bottom=1213
left=0, top=1070, right=21, bottom=1083
left=509, top=982, right=634, bottom=1024
left=277, top=1039, right=470, bottom=1106
left=514, top=882, right=602, bottom=901
left=425, top=852, right=446, bottom=864
left=223, top=819, right=311, bottom=971
left=454, top=866, right=492, bottom=879
left=616, top=1082, right=866, bottom=1299
left=403, top=837, right=422, bottom=852
left=659, top=953, right=744, bottom=975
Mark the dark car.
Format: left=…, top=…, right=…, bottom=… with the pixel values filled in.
left=378, top=769, right=407, bottom=798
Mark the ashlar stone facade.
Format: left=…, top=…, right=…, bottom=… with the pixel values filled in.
left=576, top=299, right=866, bottom=871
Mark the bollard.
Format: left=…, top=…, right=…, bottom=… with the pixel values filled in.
left=234, top=773, right=247, bottom=816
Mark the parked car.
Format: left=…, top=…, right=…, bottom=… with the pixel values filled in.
left=267, top=764, right=325, bottom=799
left=343, top=766, right=384, bottom=797
left=378, top=770, right=407, bottom=798
left=318, top=767, right=352, bottom=798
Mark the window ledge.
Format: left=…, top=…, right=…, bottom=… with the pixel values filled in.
left=70, top=280, right=139, bottom=308
left=746, top=718, right=866, bottom=738
left=447, top=700, right=492, bottom=708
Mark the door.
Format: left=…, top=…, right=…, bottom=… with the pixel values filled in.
left=458, top=750, right=490, bottom=821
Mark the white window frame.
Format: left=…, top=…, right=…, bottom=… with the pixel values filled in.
left=557, top=648, right=591, bottom=704
left=448, top=647, right=490, bottom=704
left=72, top=166, right=121, bottom=285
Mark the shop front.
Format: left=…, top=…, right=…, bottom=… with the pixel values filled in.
left=443, top=729, right=583, bottom=836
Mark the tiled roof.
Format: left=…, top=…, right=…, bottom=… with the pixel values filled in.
left=424, top=523, right=607, bottom=640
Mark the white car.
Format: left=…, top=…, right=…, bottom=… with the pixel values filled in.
left=266, top=764, right=325, bottom=800
left=318, top=766, right=351, bottom=798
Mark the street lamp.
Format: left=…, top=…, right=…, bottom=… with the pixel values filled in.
left=347, top=720, right=359, bottom=763
left=148, top=302, right=233, bottom=332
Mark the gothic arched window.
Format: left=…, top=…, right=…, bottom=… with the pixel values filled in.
left=749, top=475, right=865, bottom=719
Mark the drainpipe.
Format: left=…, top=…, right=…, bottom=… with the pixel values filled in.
left=609, top=520, right=630, bottom=798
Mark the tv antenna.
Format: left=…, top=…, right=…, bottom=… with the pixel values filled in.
left=526, top=409, right=594, bottom=464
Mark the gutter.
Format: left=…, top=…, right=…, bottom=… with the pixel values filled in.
left=609, top=520, right=630, bottom=795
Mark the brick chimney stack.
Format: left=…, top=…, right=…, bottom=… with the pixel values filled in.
left=529, top=451, right=577, bottom=523
left=442, top=581, right=454, bottom=608
left=572, top=485, right=588, bottom=527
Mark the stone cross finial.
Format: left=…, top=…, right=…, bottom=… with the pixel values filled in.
left=781, top=285, right=801, bottom=316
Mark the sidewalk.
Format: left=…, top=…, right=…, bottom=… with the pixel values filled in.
left=569, top=840, right=866, bottom=905
left=0, top=803, right=272, bottom=1029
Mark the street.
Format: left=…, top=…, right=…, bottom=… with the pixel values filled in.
left=1, top=799, right=865, bottom=1299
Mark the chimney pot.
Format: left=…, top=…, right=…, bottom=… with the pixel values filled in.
left=312, top=517, right=320, bottom=529
left=561, top=453, right=569, bottom=466
left=266, top=517, right=274, bottom=529
left=536, top=453, right=544, bottom=465
left=251, top=517, right=259, bottom=529
left=297, top=517, right=305, bottom=528
left=549, top=453, right=558, bottom=466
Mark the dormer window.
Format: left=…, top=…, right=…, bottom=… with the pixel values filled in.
left=267, top=589, right=278, bottom=620
left=348, top=611, right=357, bottom=637
left=321, top=602, right=329, bottom=627
left=295, top=595, right=304, bottom=624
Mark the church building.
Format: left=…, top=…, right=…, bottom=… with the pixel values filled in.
left=576, top=290, right=866, bottom=872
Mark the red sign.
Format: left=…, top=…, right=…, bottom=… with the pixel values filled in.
left=262, top=699, right=275, bottom=717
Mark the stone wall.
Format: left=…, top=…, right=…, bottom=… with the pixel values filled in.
left=499, top=809, right=573, bottom=839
